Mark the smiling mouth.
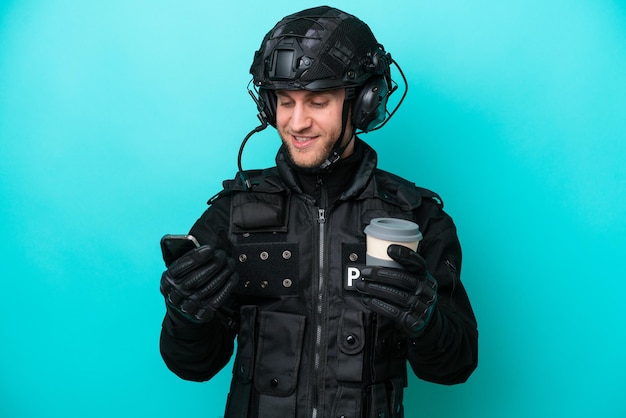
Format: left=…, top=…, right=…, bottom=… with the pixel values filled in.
left=290, top=135, right=318, bottom=149
left=294, top=136, right=315, bottom=142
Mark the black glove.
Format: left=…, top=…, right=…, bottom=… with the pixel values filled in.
left=160, top=245, right=239, bottom=324
left=356, top=244, right=438, bottom=338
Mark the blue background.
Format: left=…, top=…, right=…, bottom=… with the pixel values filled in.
left=1, top=1, right=625, bottom=417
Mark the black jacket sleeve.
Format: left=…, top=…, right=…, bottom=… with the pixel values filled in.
left=159, top=191, right=238, bottom=382
left=407, top=198, right=479, bottom=384
left=160, top=307, right=236, bottom=381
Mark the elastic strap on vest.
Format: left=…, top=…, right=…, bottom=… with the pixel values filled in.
left=389, top=377, right=405, bottom=418
left=367, top=383, right=390, bottom=418
left=332, top=385, right=363, bottom=418
left=224, top=306, right=257, bottom=418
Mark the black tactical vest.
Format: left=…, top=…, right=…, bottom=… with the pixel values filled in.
left=216, top=165, right=443, bottom=418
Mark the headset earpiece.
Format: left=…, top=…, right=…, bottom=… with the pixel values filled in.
left=257, top=88, right=277, bottom=127
left=352, top=75, right=390, bottom=132
left=351, top=47, right=393, bottom=132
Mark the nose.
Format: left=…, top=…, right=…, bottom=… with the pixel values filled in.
left=288, top=102, right=312, bottom=132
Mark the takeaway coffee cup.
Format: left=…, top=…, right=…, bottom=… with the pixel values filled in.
left=364, top=218, right=423, bottom=268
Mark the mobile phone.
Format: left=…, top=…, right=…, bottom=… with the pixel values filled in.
left=160, top=234, right=200, bottom=267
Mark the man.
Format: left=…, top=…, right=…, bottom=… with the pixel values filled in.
left=159, top=6, right=478, bottom=418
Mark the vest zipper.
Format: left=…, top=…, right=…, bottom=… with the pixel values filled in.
left=310, top=180, right=329, bottom=418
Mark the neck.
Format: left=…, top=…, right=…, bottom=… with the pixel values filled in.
left=295, top=139, right=364, bottom=205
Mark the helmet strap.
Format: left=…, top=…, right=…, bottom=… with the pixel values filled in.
left=318, top=89, right=356, bottom=172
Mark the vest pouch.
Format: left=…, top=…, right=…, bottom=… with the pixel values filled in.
left=254, top=310, right=305, bottom=417
left=331, top=310, right=366, bottom=417
left=337, top=309, right=365, bottom=382
left=231, top=190, right=289, bottom=232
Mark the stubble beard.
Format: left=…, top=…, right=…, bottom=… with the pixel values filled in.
left=279, top=131, right=340, bottom=169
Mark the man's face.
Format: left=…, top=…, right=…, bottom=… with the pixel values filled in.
left=275, top=88, right=354, bottom=168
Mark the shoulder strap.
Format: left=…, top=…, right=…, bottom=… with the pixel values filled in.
left=224, top=168, right=286, bottom=193
left=370, top=168, right=444, bottom=211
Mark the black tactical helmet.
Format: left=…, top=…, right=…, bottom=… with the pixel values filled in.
left=250, top=6, right=389, bottom=92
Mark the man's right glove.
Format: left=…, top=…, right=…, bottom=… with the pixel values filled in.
left=160, top=245, right=239, bottom=324
left=356, top=244, right=438, bottom=338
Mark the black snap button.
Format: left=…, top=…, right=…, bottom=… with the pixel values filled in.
left=346, top=335, right=356, bottom=345
left=271, top=378, right=279, bottom=387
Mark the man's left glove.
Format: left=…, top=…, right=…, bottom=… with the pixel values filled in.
left=355, top=244, right=438, bottom=338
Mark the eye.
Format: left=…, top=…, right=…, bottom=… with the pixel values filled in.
left=310, top=100, right=328, bottom=108
left=278, top=99, right=294, bottom=108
